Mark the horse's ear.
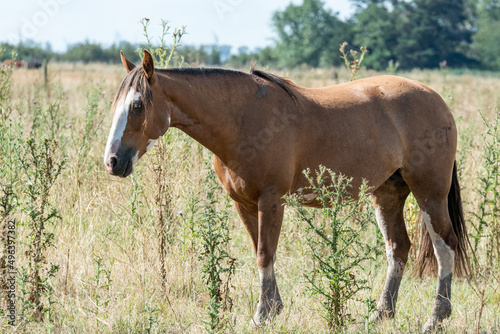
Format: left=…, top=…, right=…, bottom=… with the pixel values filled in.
left=142, top=49, right=155, bottom=79
left=120, top=50, right=135, bottom=73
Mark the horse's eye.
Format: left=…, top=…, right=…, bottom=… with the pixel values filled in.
left=131, top=102, right=142, bottom=113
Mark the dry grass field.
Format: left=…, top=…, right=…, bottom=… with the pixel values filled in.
left=0, top=61, right=499, bottom=333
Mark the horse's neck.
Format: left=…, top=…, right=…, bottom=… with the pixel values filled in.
left=159, top=71, right=245, bottom=160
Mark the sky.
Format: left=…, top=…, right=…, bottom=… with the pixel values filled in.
left=1, top=0, right=355, bottom=53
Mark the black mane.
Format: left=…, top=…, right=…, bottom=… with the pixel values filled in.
left=122, top=66, right=298, bottom=102
left=157, top=67, right=245, bottom=77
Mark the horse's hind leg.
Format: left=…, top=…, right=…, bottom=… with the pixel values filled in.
left=419, top=204, right=456, bottom=332
left=402, top=164, right=458, bottom=332
left=371, top=170, right=411, bottom=320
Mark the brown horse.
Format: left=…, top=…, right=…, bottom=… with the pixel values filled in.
left=104, top=50, right=469, bottom=332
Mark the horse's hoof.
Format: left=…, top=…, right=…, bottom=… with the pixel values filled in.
left=250, top=310, right=269, bottom=329
left=369, top=308, right=394, bottom=322
left=250, top=301, right=283, bottom=329
left=422, top=317, right=443, bottom=333
left=369, top=310, right=382, bottom=323
left=249, top=317, right=264, bottom=329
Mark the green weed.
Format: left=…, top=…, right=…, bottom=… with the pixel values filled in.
left=138, top=18, right=186, bottom=68
left=339, top=42, right=369, bottom=81
left=472, top=107, right=500, bottom=267
left=285, top=166, right=376, bottom=333
left=198, top=165, right=235, bottom=334
left=20, top=138, right=65, bottom=323
left=386, top=59, right=399, bottom=74
left=0, top=49, right=15, bottom=124
left=85, top=256, right=113, bottom=331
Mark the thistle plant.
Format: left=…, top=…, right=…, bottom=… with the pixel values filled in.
left=30, top=88, right=66, bottom=143
left=138, top=18, right=186, bottom=294
left=20, top=138, right=65, bottom=322
left=285, top=166, right=375, bottom=333
left=85, top=256, right=113, bottom=331
left=76, top=83, right=106, bottom=177
left=150, top=135, right=176, bottom=292
left=0, top=50, right=21, bottom=318
left=198, top=164, right=235, bottom=334
left=138, top=18, right=186, bottom=68
left=0, top=51, right=20, bottom=228
left=339, top=42, right=369, bottom=81
left=0, top=49, right=15, bottom=125
left=471, top=107, right=500, bottom=268
left=386, top=59, right=399, bottom=74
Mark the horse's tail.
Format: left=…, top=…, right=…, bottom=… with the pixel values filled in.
left=416, top=161, right=470, bottom=277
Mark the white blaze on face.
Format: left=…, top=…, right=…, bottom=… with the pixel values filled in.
left=134, top=91, right=141, bottom=102
left=104, top=87, right=136, bottom=165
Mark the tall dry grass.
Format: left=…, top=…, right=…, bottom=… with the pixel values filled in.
left=0, top=60, right=498, bottom=333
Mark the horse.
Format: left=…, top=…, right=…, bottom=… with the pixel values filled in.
left=104, top=50, right=469, bottom=332
left=3, top=59, right=26, bottom=69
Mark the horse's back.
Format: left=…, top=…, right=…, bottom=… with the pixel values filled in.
left=301, top=75, right=455, bottom=151
left=288, top=75, right=456, bottom=193
left=307, top=75, right=449, bottom=116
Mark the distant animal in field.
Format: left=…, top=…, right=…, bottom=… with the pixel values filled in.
left=27, top=60, right=42, bottom=69
left=3, top=60, right=26, bottom=68
left=104, top=50, right=469, bottom=333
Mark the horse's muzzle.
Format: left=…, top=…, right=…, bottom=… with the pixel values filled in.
left=105, top=147, right=134, bottom=177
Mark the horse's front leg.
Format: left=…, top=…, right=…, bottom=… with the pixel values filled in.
left=250, top=192, right=285, bottom=326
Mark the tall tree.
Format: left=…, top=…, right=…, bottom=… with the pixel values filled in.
left=395, top=0, right=474, bottom=69
left=352, top=1, right=402, bottom=70
left=272, top=0, right=352, bottom=68
left=472, top=0, right=500, bottom=70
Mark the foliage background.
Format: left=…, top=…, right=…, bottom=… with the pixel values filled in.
left=2, top=0, right=500, bottom=71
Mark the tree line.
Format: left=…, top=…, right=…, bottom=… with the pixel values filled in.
left=2, top=0, right=500, bottom=71
left=272, top=0, right=500, bottom=70
left=0, top=41, right=227, bottom=67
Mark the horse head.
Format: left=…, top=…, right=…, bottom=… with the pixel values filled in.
left=104, top=50, right=170, bottom=177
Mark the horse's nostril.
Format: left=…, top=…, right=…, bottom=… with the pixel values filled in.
left=110, top=156, right=117, bottom=167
